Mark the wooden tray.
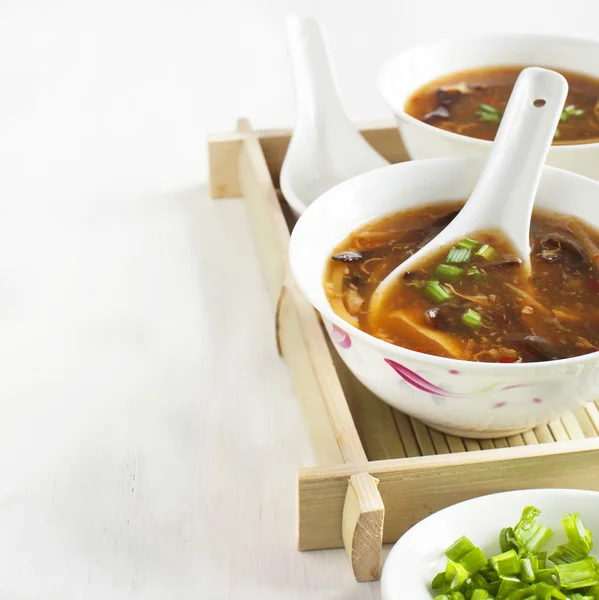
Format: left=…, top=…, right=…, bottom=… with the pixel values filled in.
left=207, top=118, right=599, bottom=583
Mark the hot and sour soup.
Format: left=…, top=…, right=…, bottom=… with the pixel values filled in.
left=325, top=204, right=599, bottom=363
left=404, top=65, right=599, bottom=144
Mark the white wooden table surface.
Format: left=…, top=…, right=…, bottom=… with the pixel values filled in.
left=2, top=0, right=598, bottom=597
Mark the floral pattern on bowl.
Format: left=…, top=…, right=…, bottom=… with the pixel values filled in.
left=331, top=324, right=351, bottom=349
left=385, top=358, right=531, bottom=399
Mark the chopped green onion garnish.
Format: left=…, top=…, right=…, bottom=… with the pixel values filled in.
left=476, top=104, right=501, bottom=122
left=514, top=506, right=554, bottom=554
left=497, top=576, right=525, bottom=597
left=554, top=558, right=599, bottom=590
left=506, top=584, right=544, bottom=599
left=554, top=128, right=561, bottom=139
left=445, top=536, right=475, bottom=562
left=456, top=238, right=480, bottom=250
left=476, top=111, right=500, bottom=122
left=587, top=585, right=599, bottom=598
left=478, top=567, right=499, bottom=586
left=549, top=542, right=588, bottom=565
left=444, top=562, right=470, bottom=592
left=469, top=573, right=491, bottom=590
left=425, top=281, right=451, bottom=303
left=432, top=572, right=446, bottom=590
left=479, top=104, right=499, bottom=114
left=462, top=309, right=481, bottom=329
left=434, top=264, right=465, bottom=281
left=535, top=581, right=568, bottom=598
left=446, top=247, right=472, bottom=263
left=460, top=547, right=487, bottom=574
left=475, top=244, right=496, bottom=261
left=535, top=568, right=559, bottom=586
left=487, top=581, right=501, bottom=596
left=573, top=108, right=585, bottom=117
left=520, top=556, right=536, bottom=582
left=500, top=527, right=518, bottom=552
left=429, top=506, right=596, bottom=600
left=491, top=549, right=521, bottom=576
left=467, top=266, right=486, bottom=281
left=563, top=513, right=592, bottom=553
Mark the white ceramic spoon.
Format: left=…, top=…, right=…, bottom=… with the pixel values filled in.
left=369, top=67, right=569, bottom=320
left=280, top=15, right=389, bottom=216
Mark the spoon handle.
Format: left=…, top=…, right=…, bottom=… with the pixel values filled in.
left=286, top=15, right=348, bottom=131
left=458, top=67, right=569, bottom=259
left=282, top=15, right=388, bottom=214
left=368, top=68, right=568, bottom=323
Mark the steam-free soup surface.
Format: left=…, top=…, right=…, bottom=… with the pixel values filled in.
left=405, top=66, right=599, bottom=144
left=325, top=203, right=599, bottom=362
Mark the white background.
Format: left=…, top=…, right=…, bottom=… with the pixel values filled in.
left=0, top=0, right=596, bottom=598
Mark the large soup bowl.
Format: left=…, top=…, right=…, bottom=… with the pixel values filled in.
left=378, top=34, right=599, bottom=180
left=289, top=157, right=599, bottom=438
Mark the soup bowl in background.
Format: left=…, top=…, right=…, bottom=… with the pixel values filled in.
left=289, top=158, right=599, bottom=438
left=378, top=34, right=599, bottom=180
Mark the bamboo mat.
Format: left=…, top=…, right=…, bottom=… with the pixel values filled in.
left=339, top=367, right=599, bottom=461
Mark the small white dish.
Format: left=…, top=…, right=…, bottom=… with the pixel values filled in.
left=381, top=488, right=599, bottom=600
left=378, top=34, right=599, bottom=180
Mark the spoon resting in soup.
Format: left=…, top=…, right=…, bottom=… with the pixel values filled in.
left=324, top=203, right=599, bottom=363
left=404, top=65, right=599, bottom=144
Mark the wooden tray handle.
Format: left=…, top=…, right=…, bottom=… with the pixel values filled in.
left=342, top=473, right=385, bottom=582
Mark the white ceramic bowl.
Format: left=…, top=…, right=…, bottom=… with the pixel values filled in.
left=378, top=34, right=599, bottom=180
left=381, top=488, right=599, bottom=600
left=288, top=157, right=599, bottom=438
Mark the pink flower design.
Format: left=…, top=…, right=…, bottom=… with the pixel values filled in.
left=331, top=324, right=351, bottom=349
left=385, top=357, right=537, bottom=401
left=385, top=359, right=456, bottom=397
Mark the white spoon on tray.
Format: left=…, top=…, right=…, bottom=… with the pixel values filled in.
left=280, top=15, right=389, bottom=216
left=368, top=67, right=569, bottom=323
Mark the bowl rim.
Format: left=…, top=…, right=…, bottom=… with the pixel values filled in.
left=380, top=488, right=599, bottom=600
left=377, top=32, right=599, bottom=152
left=289, top=157, right=599, bottom=371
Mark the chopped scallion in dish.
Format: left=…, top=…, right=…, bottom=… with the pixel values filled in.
left=430, top=506, right=597, bottom=599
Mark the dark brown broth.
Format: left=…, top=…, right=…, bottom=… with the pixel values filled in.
left=404, top=66, right=599, bottom=144
left=325, top=203, right=599, bottom=362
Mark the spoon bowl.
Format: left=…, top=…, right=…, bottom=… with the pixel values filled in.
left=280, top=15, right=388, bottom=216
left=369, top=67, right=569, bottom=320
